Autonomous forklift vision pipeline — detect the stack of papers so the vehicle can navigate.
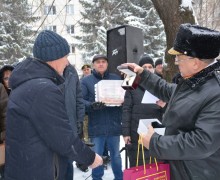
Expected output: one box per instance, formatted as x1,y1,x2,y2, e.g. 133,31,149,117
137,119,165,135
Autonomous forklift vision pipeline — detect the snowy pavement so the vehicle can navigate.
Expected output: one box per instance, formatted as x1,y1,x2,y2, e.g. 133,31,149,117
74,136,127,180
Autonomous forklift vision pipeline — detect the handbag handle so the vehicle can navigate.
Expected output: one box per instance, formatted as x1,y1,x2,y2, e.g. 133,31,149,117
136,136,159,174
149,156,158,171
136,136,146,174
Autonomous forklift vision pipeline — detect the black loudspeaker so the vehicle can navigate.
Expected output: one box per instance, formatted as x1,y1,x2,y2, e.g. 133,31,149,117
107,25,144,76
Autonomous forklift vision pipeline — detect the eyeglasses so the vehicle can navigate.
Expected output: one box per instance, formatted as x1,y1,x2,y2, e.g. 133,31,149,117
175,56,194,64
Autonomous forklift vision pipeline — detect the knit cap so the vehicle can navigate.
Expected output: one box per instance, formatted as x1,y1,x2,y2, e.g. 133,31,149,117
155,58,163,67
139,54,154,67
33,30,70,62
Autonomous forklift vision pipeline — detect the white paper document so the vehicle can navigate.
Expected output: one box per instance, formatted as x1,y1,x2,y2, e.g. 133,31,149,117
137,119,165,136
141,90,159,104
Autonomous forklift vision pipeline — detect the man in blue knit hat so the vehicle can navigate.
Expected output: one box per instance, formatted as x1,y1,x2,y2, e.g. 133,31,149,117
5,30,103,180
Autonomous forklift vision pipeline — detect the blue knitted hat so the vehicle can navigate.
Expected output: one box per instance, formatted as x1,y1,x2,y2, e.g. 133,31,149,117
33,30,70,62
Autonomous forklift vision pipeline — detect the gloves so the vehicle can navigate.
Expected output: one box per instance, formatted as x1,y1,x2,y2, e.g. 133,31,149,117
91,102,106,110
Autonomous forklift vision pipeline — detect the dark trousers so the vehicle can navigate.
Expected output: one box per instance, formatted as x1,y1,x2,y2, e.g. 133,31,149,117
0,165,4,180
65,161,73,180
127,143,150,168
103,143,109,157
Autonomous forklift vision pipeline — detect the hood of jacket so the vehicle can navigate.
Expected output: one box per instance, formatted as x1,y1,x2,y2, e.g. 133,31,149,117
9,57,65,90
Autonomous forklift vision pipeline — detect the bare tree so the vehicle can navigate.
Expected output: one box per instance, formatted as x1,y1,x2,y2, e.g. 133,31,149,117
193,0,220,31
151,0,195,81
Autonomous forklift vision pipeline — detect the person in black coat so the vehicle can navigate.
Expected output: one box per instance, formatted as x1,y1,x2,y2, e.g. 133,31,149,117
124,23,220,180
63,64,87,179
0,83,8,179
5,30,103,180
122,54,163,167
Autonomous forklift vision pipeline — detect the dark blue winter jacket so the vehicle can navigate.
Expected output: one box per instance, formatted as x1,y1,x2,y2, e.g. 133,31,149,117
80,70,122,137
5,58,95,180
64,65,84,135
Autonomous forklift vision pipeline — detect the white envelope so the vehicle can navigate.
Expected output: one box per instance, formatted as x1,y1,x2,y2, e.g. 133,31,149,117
141,90,159,104
137,119,165,136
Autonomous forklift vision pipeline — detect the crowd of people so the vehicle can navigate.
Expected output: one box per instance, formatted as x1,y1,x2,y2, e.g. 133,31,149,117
0,22,220,180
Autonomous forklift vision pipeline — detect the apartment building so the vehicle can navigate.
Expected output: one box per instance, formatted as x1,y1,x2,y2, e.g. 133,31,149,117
28,0,84,73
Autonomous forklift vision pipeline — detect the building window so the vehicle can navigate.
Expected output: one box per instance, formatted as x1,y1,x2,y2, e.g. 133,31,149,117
66,5,74,15
67,25,74,34
44,5,56,15
45,25,57,32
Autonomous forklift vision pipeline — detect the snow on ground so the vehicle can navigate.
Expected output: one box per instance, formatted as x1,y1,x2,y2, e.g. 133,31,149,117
74,136,127,180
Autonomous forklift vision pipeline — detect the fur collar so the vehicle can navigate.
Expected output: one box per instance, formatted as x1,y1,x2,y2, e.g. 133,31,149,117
182,60,220,89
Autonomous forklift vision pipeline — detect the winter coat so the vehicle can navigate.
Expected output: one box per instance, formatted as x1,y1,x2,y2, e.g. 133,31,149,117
5,58,95,180
80,69,122,137
139,61,220,180
122,87,163,167
0,83,8,143
63,65,85,135
122,87,163,143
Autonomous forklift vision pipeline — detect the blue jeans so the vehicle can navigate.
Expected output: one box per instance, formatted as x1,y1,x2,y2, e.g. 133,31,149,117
91,136,122,180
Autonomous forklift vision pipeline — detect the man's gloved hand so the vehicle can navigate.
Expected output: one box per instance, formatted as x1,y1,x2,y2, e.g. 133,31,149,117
91,102,106,110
